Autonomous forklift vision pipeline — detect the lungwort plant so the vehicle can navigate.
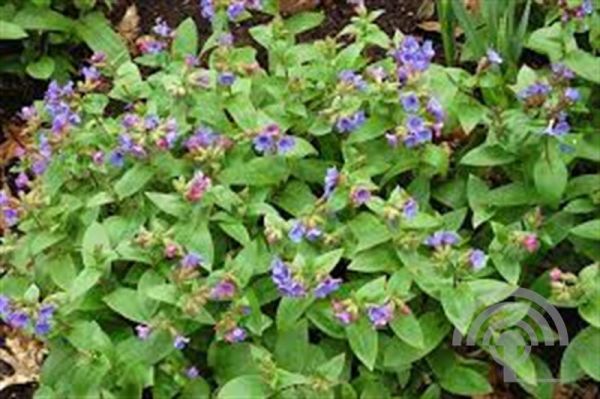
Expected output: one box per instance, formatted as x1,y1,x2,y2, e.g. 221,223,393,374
0,2,599,398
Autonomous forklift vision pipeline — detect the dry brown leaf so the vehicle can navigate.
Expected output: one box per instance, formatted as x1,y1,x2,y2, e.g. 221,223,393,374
416,0,435,20
0,327,46,391
118,4,141,46
279,0,320,15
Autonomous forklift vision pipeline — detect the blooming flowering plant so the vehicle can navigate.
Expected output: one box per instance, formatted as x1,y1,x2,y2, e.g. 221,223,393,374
0,2,599,398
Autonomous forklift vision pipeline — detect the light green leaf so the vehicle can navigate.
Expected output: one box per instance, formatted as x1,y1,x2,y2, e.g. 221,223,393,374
441,284,476,335
115,164,155,199
534,144,567,206
390,313,424,349
26,56,55,80
346,317,378,371
172,18,198,58
0,20,28,39
571,220,600,241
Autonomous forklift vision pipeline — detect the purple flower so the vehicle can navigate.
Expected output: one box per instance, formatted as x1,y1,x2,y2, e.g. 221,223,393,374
92,151,105,165
81,66,101,83
339,70,367,91
34,320,51,335
401,92,420,113
406,115,424,132
551,64,575,80
582,0,593,15
305,227,322,241
20,106,37,121
386,133,399,148
425,231,460,248
545,113,570,136
139,38,166,55
15,172,30,190
227,2,246,20
186,366,200,379
219,33,234,47
109,151,125,168
519,82,551,100
7,311,29,329
210,279,237,300
144,115,160,130
288,220,306,243
403,198,418,219
351,187,371,206
152,18,172,38
323,167,340,198
200,0,215,20
0,295,11,316
181,252,203,269
271,257,306,297
336,111,365,133
3,208,19,227
39,304,55,319
367,303,394,328
426,97,445,122
218,72,236,86
564,87,580,102
245,0,262,9
277,136,296,154
486,48,503,65
136,324,152,340
332,300,357,325
469,249,487,271
393,36,435,73
90,52,106,65
122,114,140,130
253,133,275,153
403,128,432,148
173,335,190,349
185,55,200,67
314,277,342,298
224,327,247,343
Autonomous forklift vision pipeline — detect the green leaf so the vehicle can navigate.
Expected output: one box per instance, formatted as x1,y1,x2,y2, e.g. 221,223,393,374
390,313,424,349
0,21,28,39
283,12,325,34
441,284,476,335
461,144,516,166
172,18,198,58
564,49,600,84
47,254,76,291
69,269,102,299
439,366,492,395
348,246,399,273
533,144,567,206
26,56,55,80
346,317,378,371
220,157,289,186
146,192,187,218
276,297,314,330
14,7,73,31
491,252,521,285
75,12,130,68
217,375,270,399
317,354,345,381
347,115,394,144
349,213,392,252
181,378,211,399
82,221,111,269
526,24,564,60
570,327,600,381
571,220,600,241
103,288,155,323
115,164,155,199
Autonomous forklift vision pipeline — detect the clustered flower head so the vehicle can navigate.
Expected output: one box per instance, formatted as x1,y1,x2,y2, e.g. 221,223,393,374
185,171,212,202
558,0,594,22
0,296,56,336
313,276,342,298
323,167,340,199
468,249,487,271
393,36,435,85
338,70,367,91
201,0,262,22
44,80,80,140
288,219,322,243
424,230,460,249
0,190,20,227
186,126,233,159
332,299,359,325
387,94,444,148
367,302,395,328
519,64,580,138
137,18,173,55
335,110,366,133
270,257,306,297
253,124,296,155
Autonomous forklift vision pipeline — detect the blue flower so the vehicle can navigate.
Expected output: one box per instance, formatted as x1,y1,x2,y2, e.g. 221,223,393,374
564,87,580,102
7,311,29,329
173,335,190,349
218,72,236,86
403,198,418,219
288,220,306,243
406,115,424,132
367,302,394,328
401,92,420,113
486,48,503,65
313,277,342,298
276,136,296,154
469,249,487,271
336,111,365,133
425,231,460,248
181,252,203,269
227,2,245,20
200,0,215,20
224,327,247,343
323,167,340,198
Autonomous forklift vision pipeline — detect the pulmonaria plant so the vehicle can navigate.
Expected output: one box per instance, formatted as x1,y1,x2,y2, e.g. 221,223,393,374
0,4,598,399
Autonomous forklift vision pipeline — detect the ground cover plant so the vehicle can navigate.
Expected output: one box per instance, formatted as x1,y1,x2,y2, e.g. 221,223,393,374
0,0,599,397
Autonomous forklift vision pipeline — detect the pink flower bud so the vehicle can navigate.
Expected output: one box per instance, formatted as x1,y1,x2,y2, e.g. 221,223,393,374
549,268,563,282
521,234,539,253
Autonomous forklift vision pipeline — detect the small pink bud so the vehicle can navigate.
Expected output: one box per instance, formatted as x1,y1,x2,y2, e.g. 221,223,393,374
522,234,539,253
550,268,563,282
